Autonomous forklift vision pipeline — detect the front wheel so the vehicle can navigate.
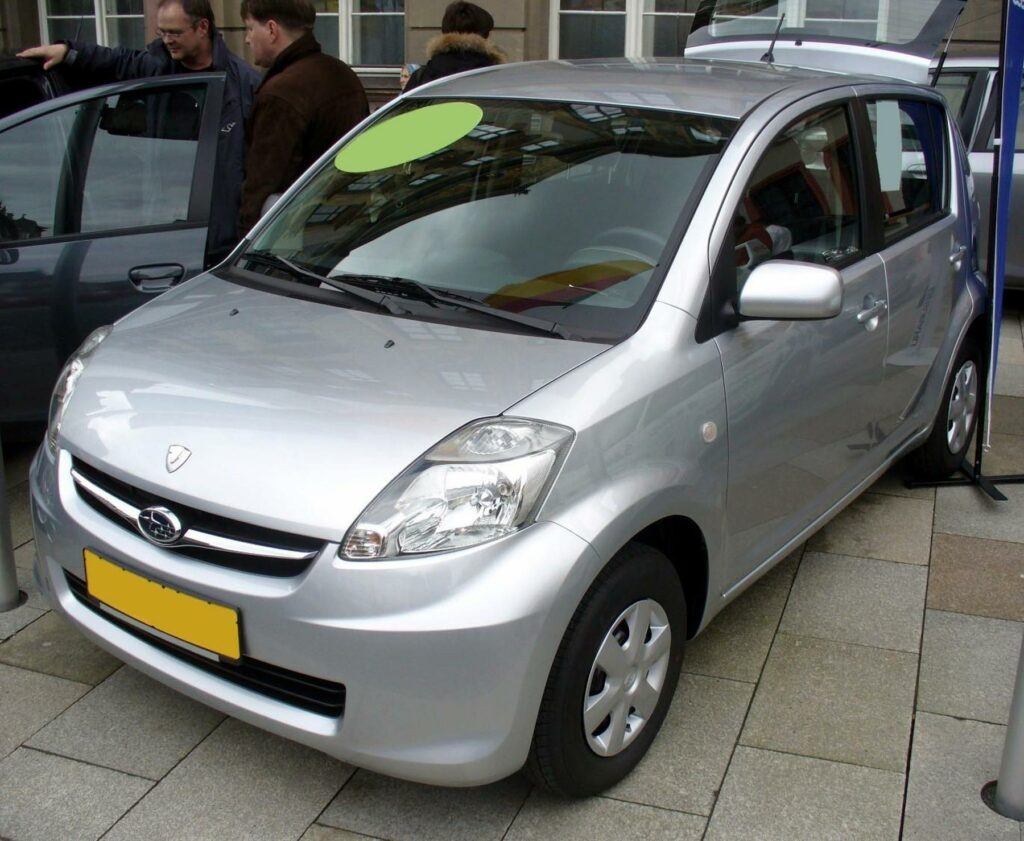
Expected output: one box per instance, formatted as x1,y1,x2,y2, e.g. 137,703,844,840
906,338,983,480
525,543,686,797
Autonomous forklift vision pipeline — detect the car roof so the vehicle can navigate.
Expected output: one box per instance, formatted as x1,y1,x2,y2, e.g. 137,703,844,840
407,57,913,120
0,55,45,76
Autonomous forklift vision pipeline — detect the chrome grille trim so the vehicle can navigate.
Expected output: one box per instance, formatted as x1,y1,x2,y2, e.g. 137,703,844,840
70,467,319,562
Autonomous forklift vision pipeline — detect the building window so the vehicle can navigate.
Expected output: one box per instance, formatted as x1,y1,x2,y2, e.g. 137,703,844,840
551,0,699,60
313,0,405,68
40,0,145,47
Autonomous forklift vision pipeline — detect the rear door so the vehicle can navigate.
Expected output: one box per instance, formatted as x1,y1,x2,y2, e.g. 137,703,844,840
0,74,224,423
860,93,960,437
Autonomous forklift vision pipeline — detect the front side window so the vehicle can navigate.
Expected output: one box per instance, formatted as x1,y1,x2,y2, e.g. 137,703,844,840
733,104,861,287
866,98,947,241
0,84,203,243
0,105,77,242
243,99,735,341
80,86,204,232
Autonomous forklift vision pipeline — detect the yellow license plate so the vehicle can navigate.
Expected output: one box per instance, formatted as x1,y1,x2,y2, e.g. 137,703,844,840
84,549,240,660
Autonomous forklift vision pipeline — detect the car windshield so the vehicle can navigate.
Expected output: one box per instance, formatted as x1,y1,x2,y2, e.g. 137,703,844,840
240,98,735,342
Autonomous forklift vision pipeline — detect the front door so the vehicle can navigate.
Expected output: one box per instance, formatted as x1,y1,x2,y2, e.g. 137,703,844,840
713,100,889,588
0,74,224,423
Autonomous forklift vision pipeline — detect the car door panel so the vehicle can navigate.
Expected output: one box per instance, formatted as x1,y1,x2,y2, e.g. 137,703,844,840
0,74,224,424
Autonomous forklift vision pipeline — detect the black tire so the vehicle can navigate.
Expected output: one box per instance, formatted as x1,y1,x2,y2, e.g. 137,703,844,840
525,542,686,797
906,337,984,480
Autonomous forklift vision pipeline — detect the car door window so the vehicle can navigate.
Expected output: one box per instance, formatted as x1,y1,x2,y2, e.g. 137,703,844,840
933,71,975,125
0,104,81,242
866,98,947,242
734,103,861,288
80,86,205,233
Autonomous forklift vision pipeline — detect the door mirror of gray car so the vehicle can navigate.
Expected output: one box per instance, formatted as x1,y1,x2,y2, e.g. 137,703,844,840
737,261,844,321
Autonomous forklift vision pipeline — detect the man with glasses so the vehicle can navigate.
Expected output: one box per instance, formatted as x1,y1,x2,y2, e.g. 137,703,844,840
18,0,260,264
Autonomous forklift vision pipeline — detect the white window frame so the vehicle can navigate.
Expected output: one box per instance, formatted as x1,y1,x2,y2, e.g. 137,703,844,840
548,0,696,60
38,0,145,48
315,0,405,71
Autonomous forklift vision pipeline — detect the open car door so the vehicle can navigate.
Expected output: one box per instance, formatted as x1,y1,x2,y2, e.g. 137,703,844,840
685,0,967,83
0,73,224,424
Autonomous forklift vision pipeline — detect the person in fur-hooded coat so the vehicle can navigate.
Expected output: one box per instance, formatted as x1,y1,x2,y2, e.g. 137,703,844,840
405,1,506,91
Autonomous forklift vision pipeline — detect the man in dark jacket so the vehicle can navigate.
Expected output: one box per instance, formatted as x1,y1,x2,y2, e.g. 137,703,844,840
238,0,369,231
18,0,260,264
404,2,505,92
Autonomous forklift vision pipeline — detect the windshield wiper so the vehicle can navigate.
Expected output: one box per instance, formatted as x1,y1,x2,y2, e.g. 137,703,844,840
334,272,578,340
242,251,406,314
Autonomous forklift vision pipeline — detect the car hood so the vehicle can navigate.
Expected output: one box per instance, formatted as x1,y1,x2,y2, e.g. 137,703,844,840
61,274,607,540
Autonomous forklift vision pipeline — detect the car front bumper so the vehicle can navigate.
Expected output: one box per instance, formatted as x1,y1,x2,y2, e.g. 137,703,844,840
30,446,601,786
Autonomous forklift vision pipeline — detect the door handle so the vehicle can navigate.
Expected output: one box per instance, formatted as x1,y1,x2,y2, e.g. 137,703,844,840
949,244,968,267
129,264,185,293
856,296,887,329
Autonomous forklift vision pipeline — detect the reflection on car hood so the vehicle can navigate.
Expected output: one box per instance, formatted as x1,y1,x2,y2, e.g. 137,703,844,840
60,274,607,540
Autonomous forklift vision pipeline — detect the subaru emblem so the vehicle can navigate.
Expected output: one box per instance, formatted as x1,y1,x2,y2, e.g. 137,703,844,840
166,445,191,473
137,506,183,545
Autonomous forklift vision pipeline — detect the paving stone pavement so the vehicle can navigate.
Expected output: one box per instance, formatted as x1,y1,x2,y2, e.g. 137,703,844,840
1,302,1023,840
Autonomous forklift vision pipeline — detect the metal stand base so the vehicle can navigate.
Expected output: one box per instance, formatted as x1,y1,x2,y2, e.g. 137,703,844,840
905,462,1024,502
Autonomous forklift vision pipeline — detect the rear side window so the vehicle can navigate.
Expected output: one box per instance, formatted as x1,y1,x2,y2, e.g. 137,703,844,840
866,98,948,242
733,103,861,288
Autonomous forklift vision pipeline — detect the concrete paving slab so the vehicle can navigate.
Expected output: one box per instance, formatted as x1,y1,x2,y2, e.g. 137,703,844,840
781,552,927,652
918,610,1022,725
992,395,1024,438
704,746,904,841
7,479,33,549
0,610,121,685
684,577,790,684
996,363,1024,398
320,770,529,841
935,484,1024,545
0,747,152,841
104,718,353,841
0,600,44,642
740,633,917,771
807,492,933,566
506,790,706,841
928,533,1024,621
300,826,384,841
986,433,1024,475
607,673,753,815
28,666,224,780
0,663,89,760
903,712,1021,841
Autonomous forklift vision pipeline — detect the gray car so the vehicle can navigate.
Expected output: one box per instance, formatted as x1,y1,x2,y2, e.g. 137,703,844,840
29,1,986,796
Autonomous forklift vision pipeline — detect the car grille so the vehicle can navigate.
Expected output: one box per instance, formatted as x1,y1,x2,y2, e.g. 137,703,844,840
70,457,324,577
65,571,346,718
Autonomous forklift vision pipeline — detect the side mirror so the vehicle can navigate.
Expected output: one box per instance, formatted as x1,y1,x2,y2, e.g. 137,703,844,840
738,260,843,321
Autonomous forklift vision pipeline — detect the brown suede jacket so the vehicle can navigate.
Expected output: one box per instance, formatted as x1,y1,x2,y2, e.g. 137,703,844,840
240,33,369,230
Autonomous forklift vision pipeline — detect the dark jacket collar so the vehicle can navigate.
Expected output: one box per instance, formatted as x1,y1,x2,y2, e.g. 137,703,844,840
262,32,322,85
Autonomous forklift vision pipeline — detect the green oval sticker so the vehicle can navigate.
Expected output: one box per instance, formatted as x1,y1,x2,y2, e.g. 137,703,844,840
335,102,484,173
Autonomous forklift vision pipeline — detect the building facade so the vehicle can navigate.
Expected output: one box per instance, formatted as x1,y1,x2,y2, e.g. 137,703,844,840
0,0,1006,104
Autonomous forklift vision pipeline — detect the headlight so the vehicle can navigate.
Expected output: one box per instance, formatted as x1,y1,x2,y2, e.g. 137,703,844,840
47,326,111,454
341,418,574,560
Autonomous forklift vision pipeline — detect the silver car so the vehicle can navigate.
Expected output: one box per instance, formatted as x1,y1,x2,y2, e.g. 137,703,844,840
30,2,985,796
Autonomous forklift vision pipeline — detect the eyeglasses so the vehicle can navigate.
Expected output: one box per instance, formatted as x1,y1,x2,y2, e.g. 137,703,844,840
156,21,198,39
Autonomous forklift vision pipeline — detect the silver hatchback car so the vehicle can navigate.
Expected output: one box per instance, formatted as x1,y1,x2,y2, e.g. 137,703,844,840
30,4,986,797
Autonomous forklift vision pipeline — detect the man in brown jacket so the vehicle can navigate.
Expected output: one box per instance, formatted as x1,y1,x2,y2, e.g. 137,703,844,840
238,0,368,231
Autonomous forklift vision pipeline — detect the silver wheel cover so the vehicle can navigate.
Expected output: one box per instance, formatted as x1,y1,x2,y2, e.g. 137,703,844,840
946,360,978,455
583,598,672,757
